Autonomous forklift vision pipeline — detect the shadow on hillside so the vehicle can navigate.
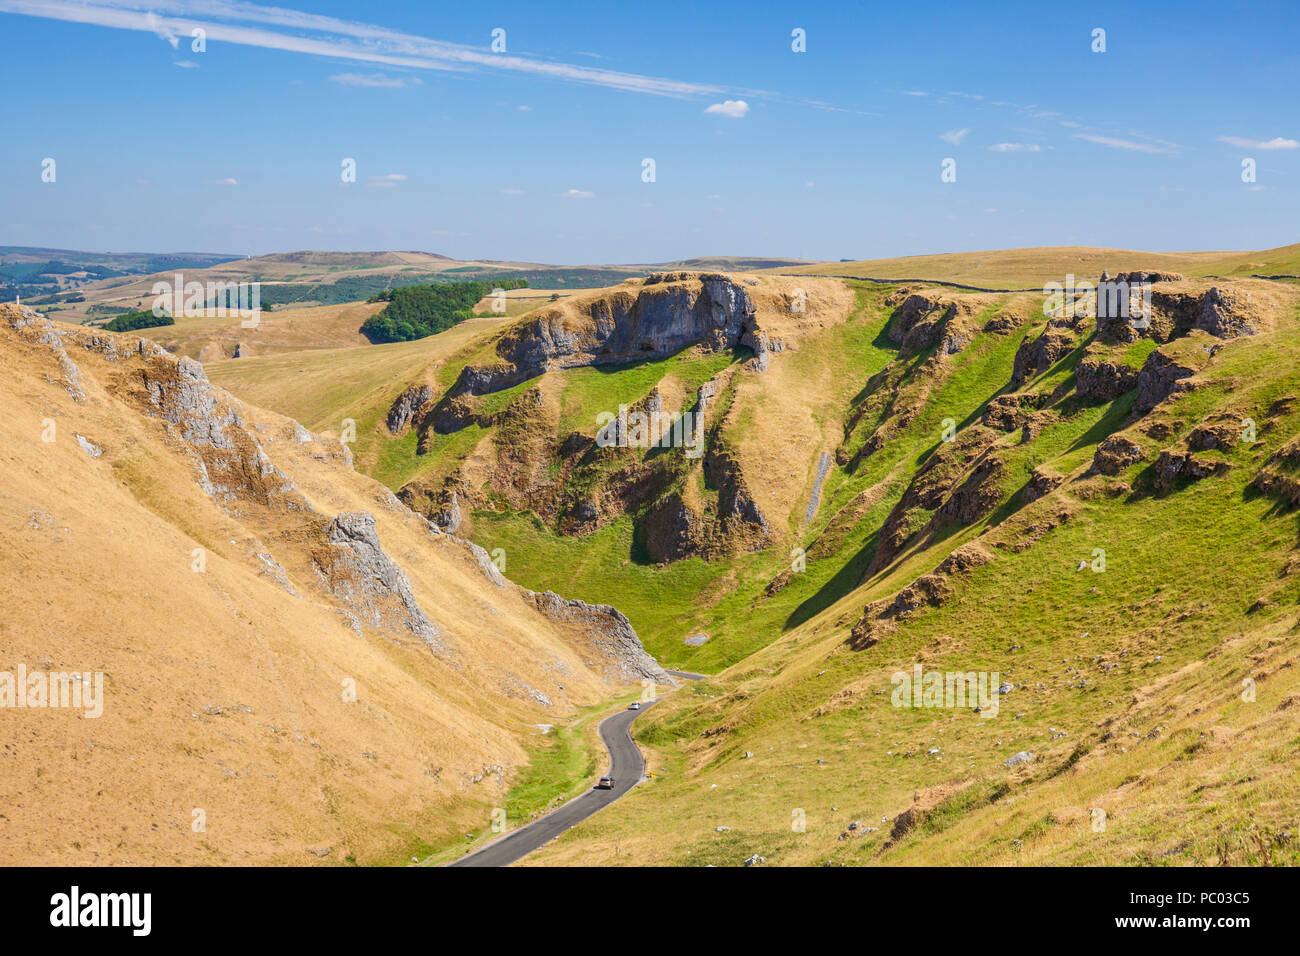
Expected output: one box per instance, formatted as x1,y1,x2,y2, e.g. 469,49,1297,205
784,529,881,630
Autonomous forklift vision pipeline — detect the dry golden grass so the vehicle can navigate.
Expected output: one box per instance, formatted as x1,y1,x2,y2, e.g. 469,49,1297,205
782,243,1300,289
0,303,646,865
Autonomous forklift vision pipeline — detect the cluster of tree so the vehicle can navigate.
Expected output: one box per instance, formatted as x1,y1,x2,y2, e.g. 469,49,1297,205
103,309,174,332
27,291,86,305
361,279,528,343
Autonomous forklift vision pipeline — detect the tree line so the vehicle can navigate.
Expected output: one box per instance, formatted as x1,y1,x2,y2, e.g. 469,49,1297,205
361,279,528,343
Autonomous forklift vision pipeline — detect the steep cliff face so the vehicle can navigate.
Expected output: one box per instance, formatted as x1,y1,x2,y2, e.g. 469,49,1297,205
446,273,764,400
397,273,852,566
0,303,669,865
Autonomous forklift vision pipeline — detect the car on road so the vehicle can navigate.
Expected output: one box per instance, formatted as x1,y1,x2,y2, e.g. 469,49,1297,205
628,702,640,710
596,776,614,789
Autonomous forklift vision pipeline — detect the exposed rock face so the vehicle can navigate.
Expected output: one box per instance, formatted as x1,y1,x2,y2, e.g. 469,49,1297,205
1022,466,1064,504
643,494,700,563
529,591,673,684
982,393,1042,431
1250,438,1300,506
886,291,980,357
934,454,1005,526
3,306,85,401
640,440,770,564
1198,286,1262,338
1116,270,1184,284
1154,449,1229,490
315,512,442,648
1188,417,1242,452
1075,352,1141,402
1091,435,1146,476
447,273,762,400
1135,345,1211,413
983,311,1026,335
1011,329,1076,387
432,492,462,534
387,383,433,434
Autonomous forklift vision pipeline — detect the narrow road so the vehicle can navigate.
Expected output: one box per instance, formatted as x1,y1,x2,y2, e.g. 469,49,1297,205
449,701,656,867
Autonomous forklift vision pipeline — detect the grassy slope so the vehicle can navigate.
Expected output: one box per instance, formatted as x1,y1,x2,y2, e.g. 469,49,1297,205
0,304,657,866
466,285,1035,669
523,293,1300,867
780,243,1300,289
194,254,1300,867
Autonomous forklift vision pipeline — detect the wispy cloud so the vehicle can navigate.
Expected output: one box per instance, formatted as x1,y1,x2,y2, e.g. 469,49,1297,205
367,173,407,187
1217,135,1298,150
499,188,525,196
330,72,420,88
173,59,198,68
0,0,729,98
562,188,595,199
214,177,238,186
988,142,1040,152
705,99,749,118
1073,133,1177,154
940,128,970,145
143,9,177,47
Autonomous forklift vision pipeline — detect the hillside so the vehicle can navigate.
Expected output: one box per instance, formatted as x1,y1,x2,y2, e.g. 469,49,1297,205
779,243,1300,291
193,245,1300,867
510,268,1300,866
45,249,666,327
0,302,669,865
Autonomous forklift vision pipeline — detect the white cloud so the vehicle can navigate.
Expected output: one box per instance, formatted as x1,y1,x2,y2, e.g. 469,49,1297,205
705,99,749,118
940,128,970,145
517,104,531,111
367,173,407,187
562,188,595,199
499,188,525,196
1073,133,1176,154
1,0,730,99
214,177,238,186
988,142,1041,152
173,59,198,68
330,72,420,88
1217,135,1298,150
143,10,177,48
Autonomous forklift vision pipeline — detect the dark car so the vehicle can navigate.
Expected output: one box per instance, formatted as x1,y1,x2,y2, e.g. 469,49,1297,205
596,776,614,790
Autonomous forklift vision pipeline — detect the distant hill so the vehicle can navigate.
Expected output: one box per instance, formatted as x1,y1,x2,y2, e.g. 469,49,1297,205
0,246,243,304
37,249,665,325
776,243,1300,290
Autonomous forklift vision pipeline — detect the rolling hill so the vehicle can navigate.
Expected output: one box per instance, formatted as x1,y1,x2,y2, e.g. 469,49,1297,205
188,242,1300,866
0,301,669,865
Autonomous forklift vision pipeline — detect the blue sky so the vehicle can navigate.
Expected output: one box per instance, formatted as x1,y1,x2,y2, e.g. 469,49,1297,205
1,0,1297,263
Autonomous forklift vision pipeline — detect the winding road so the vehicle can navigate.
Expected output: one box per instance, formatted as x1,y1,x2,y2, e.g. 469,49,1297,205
450,672,704,867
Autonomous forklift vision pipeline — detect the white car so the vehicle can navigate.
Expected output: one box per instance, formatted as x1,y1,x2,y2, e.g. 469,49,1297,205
628,702,641,710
